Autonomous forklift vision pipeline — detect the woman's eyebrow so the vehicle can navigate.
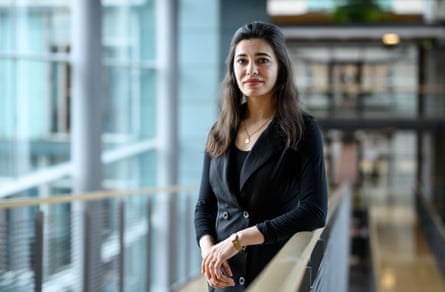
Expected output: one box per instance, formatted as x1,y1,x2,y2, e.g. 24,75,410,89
235,52,272,58
255,52,272,57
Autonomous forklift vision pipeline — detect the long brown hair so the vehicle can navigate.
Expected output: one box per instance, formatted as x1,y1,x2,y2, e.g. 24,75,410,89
206,21,304,157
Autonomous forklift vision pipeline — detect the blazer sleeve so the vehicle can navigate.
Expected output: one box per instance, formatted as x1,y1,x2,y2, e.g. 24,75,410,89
194,151,218,245
256,117,328,244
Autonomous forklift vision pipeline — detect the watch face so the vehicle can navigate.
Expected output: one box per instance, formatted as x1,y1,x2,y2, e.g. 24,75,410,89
231,233,243,251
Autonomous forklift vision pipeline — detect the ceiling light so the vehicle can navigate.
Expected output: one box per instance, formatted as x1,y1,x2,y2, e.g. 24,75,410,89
382,33,400,46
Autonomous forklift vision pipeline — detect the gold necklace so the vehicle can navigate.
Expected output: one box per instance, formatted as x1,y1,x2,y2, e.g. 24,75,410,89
243,119,271,144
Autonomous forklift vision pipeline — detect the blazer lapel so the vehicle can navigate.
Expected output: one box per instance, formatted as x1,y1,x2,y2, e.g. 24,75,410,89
210,149,234,198
239,119,285,191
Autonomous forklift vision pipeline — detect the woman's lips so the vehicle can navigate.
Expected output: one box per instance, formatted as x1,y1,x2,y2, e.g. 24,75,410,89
243,78,262,86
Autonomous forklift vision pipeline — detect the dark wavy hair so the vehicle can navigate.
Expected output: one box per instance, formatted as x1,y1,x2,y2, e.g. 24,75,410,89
206,21,304,157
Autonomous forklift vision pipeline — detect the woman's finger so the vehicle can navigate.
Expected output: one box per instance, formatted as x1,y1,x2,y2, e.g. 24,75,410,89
208,276,235,289
221,261,233,277
201,254,214,273
208,262,235,287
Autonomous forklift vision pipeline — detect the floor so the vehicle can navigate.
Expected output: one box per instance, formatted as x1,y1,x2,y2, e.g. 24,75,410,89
345,131,445,292
368,193,445,292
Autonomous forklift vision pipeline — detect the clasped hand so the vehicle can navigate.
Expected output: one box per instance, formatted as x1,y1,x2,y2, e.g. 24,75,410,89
201,237,239,289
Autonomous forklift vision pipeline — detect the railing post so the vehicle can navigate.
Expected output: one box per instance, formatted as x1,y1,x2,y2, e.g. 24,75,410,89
34,211,43,292
119,200,125,292
81,202,102,292
83,209,90,292
146,199,152,292
184,194,192,281
169,194,178,287
310,239,325,287
298,266,312,292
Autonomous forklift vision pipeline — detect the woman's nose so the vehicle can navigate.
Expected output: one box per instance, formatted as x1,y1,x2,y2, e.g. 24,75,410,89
247,63,258,76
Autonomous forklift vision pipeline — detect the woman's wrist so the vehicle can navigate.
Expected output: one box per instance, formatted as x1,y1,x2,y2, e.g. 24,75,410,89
199,235,214,250
233,227,264,249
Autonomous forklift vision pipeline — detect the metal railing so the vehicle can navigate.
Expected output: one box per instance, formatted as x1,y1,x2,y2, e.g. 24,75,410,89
0,185,201,292
416,192,445,279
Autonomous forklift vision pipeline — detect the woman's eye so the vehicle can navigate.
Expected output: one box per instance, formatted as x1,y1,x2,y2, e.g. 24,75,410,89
236,59,246,65
259,58,269,63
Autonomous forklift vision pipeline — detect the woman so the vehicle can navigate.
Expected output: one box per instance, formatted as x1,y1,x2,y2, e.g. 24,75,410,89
194,21,328,291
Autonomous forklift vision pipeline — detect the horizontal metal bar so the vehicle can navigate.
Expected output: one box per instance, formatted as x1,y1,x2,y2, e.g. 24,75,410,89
0,184,199,209
102,139,157,164
0,162,73,198
0,139,157,198
103,58,157,69
317,117,445,130
0,52,71,63
0,52,157,69
282,24,445,41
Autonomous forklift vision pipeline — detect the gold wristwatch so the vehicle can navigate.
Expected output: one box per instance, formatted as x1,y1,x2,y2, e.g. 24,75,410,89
231,233,246,252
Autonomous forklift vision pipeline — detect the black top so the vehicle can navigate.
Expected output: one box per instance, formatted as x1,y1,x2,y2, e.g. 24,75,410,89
232,146,249,204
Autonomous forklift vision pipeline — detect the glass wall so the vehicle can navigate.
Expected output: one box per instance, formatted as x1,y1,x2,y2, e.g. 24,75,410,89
0,0,157,191
101,0,157,190
0,1,159,290
102,0,157,148
0,0,221,289
0,2,71,179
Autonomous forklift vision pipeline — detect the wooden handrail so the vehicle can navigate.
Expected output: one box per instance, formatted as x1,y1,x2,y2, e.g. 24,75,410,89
247,183,348,292
0,184,199,209
247,229,322,292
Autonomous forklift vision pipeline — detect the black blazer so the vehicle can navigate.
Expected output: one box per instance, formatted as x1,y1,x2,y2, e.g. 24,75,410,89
194,114,328,291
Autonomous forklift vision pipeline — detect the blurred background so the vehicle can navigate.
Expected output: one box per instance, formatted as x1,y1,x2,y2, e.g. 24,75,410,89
0,0,444,291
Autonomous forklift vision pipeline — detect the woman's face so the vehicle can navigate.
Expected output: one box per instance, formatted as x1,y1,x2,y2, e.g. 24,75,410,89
233,38,278,100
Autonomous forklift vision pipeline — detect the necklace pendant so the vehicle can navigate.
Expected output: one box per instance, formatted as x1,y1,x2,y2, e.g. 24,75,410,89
244,138,250,144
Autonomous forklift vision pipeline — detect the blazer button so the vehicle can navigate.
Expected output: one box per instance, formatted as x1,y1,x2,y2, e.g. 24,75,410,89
239,276,246,286
222,211,229,219
243,211,249,219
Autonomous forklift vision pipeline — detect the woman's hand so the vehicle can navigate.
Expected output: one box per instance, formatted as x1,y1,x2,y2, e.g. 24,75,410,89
200,236,238,289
